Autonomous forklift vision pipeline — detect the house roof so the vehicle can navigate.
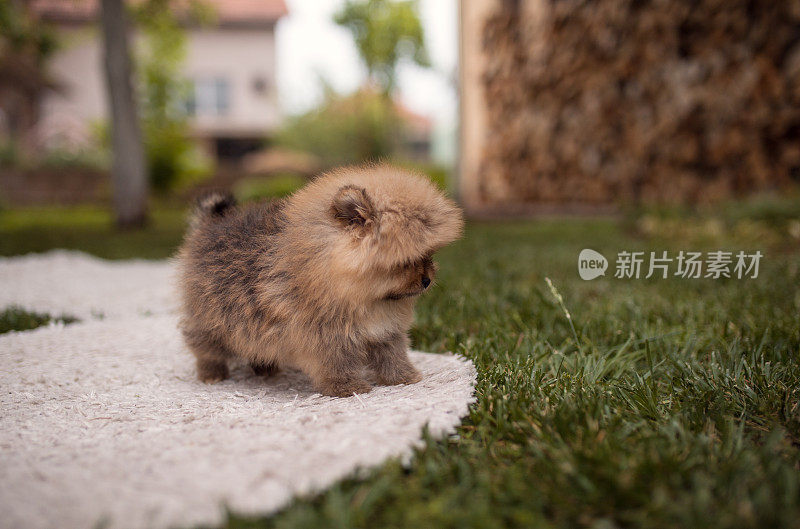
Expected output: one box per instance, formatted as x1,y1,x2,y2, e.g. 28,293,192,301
395,101,432,135
31,0,288,27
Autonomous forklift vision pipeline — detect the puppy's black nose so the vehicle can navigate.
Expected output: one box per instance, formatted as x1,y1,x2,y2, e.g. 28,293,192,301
421,276,431,289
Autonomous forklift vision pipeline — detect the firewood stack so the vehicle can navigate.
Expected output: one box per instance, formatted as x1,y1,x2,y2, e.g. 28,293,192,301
479,0,800,205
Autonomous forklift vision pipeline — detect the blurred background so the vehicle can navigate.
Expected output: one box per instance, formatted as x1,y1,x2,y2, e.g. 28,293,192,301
0,0,798,246
0,0,456,225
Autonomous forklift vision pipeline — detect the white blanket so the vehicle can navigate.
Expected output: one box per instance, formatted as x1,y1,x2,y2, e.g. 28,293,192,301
0,252,476,529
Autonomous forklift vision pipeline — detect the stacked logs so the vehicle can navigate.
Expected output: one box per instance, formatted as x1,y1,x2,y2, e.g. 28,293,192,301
479,0,800,205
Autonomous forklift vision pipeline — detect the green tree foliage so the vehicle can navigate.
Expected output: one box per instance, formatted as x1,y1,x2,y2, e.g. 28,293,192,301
334,0,429,95
0,1,59,156
132,0,213,193
274,86,402,167
0,1,58,74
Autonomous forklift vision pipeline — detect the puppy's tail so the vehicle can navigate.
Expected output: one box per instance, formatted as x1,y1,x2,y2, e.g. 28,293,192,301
192,191,236,224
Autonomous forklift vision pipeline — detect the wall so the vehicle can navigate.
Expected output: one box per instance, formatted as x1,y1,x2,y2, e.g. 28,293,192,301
183,28,279,137
39,25,280,147
40,26,105,147
457,0,494,211
459,0,800,212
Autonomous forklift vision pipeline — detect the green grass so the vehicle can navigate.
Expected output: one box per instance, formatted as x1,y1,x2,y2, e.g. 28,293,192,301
1,200,799,528
0,205,187,259
234,173,307,202
0,306,77,334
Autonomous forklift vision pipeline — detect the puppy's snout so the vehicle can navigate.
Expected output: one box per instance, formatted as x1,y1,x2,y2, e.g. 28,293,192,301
419,256,436,290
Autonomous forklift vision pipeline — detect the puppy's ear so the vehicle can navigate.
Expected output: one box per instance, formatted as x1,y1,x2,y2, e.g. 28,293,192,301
331,185,375,227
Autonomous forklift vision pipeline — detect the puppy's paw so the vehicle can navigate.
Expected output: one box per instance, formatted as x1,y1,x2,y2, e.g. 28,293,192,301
378,365,422,386
250,361,278,377
197,362,229,383
318,377,372,398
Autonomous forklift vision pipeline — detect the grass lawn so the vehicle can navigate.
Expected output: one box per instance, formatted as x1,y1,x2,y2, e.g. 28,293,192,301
1,200,799,528
0,306,77,334
0,204,187,259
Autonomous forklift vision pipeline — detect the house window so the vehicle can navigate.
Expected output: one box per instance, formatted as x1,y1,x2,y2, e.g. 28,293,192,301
252,76,269,95
186,77,230,117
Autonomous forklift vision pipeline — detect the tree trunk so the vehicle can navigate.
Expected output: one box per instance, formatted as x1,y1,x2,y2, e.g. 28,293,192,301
99,0,148,228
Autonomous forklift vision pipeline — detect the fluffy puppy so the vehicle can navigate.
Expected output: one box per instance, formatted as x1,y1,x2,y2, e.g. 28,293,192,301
177,165,463,397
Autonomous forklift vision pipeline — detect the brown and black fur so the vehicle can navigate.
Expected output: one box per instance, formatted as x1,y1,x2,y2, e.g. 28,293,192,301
177,165,463,397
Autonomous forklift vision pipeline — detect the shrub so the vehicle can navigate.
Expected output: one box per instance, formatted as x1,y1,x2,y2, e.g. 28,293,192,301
135,0,213,193
0,140,19,168
144,120,210,193
40,146,109,171
274,88,402,167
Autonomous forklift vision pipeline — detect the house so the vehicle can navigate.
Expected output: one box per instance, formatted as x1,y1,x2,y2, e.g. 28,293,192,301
31,0,287,161
395,100,432,162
